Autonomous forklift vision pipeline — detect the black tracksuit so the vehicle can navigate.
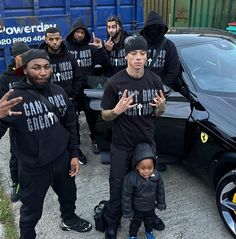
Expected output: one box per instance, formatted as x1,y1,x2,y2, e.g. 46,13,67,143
140,11,180,91
122,143,166,236
0,63,25,183
39,42,83,144
65,18,111,141
104,30,129,77
0,80,79,239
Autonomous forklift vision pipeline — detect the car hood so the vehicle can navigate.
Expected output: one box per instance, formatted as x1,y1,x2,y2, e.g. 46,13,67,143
194,92,236,145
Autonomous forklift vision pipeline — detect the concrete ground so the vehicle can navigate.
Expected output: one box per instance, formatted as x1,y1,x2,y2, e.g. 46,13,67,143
0,113,234,239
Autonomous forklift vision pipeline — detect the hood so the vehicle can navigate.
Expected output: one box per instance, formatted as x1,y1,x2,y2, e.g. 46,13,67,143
66,18,91,43
140,11,168,42
39,41,67,57
194,92,236,146
132,143,156,168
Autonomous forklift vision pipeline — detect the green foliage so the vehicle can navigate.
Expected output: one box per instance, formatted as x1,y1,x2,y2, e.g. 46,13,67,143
0,185,18,239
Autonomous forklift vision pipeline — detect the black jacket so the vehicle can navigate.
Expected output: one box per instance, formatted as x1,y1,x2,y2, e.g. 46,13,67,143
65,18,110,77
0,80,79,168
140,11,180,90
39,42,83,99
104,30,129,77
0,62,25,97
122,143,166,217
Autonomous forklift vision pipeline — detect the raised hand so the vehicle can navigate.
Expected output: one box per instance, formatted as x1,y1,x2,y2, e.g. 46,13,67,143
104,37,114,51
114,89,137,115
89,32,102,48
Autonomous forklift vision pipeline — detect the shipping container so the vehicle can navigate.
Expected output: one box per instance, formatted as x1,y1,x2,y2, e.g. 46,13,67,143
144,0,236,29
0,0,144,73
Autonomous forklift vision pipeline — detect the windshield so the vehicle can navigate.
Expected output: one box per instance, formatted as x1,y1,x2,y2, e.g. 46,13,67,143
180,39,236,93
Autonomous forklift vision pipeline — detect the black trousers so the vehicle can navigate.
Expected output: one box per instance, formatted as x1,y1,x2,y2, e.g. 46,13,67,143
9,128,18,183
105,144,133,226
129,210,155,237
19,152,76,239
77,97,98,142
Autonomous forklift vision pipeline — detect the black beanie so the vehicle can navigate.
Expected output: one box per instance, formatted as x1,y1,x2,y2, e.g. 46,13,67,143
22,49,50,66
124,34,147,54
12,41,30,57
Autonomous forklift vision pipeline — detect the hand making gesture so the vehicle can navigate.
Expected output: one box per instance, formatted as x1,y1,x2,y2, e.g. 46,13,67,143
149,90,166,116
89,32,103,48
114,89,137,115
104,37,114,51
0,90,23,118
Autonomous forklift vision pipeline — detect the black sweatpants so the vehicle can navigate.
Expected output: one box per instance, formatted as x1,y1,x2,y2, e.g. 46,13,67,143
129,210,155,237
105,144,133,226
19,152,76,239
9,128,18,183
77,96,98,141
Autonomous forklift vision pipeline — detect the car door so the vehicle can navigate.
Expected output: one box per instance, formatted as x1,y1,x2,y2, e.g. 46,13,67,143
155,76,191,164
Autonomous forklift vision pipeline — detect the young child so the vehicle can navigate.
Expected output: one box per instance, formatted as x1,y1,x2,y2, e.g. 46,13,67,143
122,143,166,239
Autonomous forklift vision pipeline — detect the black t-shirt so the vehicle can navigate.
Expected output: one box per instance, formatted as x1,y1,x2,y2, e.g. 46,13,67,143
101,69,164,150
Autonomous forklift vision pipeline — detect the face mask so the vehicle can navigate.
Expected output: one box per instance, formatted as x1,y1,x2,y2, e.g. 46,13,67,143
145,25,164,42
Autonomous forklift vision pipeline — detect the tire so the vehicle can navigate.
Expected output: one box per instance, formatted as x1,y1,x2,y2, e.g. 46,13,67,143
216,170,236,238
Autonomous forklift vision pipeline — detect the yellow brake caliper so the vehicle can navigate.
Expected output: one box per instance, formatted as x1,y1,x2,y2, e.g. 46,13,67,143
233,193,236,214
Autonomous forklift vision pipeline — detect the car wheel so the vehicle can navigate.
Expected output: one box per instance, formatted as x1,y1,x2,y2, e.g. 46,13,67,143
216,170,236,238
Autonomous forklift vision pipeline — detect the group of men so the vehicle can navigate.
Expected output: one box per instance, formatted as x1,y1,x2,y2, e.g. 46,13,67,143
0,10,180,239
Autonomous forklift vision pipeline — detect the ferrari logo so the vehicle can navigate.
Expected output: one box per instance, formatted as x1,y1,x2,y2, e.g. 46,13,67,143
201,132,208,143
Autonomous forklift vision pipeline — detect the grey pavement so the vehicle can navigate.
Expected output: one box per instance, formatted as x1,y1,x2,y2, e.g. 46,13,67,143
0,113,234,239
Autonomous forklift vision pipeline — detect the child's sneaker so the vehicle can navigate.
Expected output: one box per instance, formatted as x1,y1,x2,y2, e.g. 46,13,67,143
145,231,155,239
60,215,92,232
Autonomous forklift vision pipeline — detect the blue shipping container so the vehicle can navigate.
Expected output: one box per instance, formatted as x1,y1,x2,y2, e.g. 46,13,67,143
0,0,144,73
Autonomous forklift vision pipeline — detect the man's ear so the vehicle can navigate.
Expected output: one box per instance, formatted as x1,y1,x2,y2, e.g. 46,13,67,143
23,67,27,75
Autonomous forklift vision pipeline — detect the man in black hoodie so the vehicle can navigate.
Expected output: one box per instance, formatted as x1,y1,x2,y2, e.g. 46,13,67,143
66,18,111,155
0,41,30,202
0,49,92,239
104,16,129,76
140,11,180,91
40,26,87,164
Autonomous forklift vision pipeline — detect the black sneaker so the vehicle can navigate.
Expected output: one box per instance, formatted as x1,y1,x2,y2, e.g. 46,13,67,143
60,215,92,232
153,215,165,231
78,150,87,165
92,140,100,154
105,224,118,239
11,182,20,202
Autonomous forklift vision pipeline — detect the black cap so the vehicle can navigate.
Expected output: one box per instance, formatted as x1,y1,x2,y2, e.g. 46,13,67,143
124,34,148,55
12,41,30,57
21,49,50,66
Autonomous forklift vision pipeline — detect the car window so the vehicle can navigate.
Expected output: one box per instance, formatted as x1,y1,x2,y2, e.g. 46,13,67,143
180,39,236,93
86,76,108,89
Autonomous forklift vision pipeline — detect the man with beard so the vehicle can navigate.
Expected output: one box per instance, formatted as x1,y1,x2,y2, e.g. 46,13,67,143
140,10,180,228
40,26,87,164
66,17,110,155
0,49,92,239
104,16,129,76
0,41,30,202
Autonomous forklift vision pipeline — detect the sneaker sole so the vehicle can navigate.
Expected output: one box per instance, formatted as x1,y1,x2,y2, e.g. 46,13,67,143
60,221,92,232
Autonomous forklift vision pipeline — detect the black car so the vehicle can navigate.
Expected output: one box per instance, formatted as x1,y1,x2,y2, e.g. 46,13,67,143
84,31,236,238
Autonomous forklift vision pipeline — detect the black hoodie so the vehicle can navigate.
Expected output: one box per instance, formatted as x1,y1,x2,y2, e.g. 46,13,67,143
0,62,25,97
104,26,129,77
122,143,166,217
140,11,180,90
65,18,110,76
39,42,83,99
0,80,79,168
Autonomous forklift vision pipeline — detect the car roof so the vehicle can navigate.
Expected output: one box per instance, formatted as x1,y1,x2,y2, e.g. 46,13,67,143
166,28,236,47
